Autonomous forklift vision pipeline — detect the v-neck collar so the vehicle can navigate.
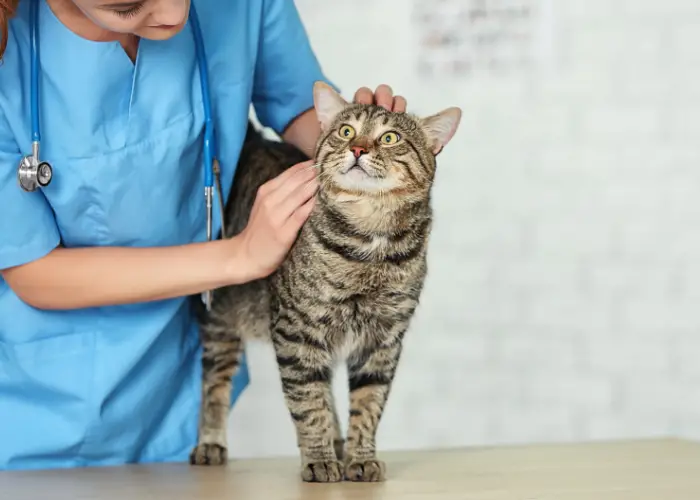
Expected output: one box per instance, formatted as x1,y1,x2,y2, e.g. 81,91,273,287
38,0,139,151
41,0,137,73
36,0,199,154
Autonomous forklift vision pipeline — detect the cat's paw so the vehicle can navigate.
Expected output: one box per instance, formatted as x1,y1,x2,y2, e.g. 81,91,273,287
344,459,386,482
189,443,228,466
301,460,344,483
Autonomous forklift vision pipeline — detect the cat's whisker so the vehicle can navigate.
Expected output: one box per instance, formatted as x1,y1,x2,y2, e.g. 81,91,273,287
301,162,322,174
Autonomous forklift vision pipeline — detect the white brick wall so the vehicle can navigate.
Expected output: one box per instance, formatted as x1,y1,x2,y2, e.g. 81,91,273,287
228,0,700,457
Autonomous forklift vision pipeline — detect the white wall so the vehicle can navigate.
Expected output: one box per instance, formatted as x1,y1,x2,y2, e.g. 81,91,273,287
229,0,700,458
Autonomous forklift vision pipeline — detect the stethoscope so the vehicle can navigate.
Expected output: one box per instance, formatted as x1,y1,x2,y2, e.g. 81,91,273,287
18,0,226,310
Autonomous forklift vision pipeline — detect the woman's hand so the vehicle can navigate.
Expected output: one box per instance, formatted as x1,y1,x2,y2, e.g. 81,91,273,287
353,84,407,112
231,160,318,281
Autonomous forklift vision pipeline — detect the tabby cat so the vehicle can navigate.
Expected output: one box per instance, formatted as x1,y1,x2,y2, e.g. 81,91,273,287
190,82,461,482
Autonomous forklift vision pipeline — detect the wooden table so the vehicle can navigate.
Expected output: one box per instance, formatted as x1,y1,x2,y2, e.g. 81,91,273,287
2,439,699,499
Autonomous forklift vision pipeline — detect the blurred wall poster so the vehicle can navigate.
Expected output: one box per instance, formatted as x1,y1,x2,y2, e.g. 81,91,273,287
413,0,554,78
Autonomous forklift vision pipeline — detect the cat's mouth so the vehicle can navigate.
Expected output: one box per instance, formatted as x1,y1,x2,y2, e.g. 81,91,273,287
341,160,380,178
332,159,399,193
346,162,368,175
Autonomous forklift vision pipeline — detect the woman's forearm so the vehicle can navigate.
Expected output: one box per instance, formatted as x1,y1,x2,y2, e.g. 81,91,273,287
282,108,322,158
0,238,249,310
1,143,320,312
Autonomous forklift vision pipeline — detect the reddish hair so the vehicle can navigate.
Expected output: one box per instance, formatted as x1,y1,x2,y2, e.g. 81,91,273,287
1,0,19,61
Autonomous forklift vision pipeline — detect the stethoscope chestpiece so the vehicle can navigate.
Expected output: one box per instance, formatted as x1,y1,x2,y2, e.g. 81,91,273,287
36,161,53,187
17,154,53,192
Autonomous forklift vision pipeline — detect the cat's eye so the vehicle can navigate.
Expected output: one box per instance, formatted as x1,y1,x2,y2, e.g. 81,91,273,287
338,124,356,140
379,131,401,145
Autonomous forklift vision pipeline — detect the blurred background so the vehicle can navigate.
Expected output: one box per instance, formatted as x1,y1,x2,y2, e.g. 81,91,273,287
231,0,700,458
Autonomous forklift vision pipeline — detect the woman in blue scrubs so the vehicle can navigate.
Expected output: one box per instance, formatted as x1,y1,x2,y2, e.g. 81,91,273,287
0,0,406,470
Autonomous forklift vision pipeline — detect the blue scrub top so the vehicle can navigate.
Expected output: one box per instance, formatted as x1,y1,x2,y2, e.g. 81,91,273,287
0,0,333,470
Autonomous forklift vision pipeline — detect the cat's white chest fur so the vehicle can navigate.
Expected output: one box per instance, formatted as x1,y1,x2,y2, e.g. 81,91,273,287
333,329,361,363
357,235,389,258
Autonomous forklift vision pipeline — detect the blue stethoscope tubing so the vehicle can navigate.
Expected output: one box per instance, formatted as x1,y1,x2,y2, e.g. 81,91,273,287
188,1,224,310
30,0,40,146
25,0,224,310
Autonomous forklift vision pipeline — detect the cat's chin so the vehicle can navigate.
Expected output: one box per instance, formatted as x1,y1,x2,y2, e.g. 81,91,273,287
342,165,374,182
332,169,398,194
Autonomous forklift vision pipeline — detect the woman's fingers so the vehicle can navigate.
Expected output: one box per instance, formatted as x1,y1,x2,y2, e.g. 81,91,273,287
353,86,374,105
277,168,316,207
262,161,316,213
276,176,318,226
289,196,316,233
263,160,315,195
353,84,407,112
393,95,407,112
284,195,316,239
373,84,394,110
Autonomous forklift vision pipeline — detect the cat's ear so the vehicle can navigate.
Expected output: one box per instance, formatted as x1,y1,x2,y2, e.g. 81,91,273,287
313,81,348,131
419,107,462,155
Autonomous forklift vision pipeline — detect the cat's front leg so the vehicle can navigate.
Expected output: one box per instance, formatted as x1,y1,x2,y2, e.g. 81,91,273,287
272,323,343,483
190,317,245,466
344,337,404,482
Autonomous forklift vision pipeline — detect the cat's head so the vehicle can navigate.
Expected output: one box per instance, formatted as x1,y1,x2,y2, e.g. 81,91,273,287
312,81,461,197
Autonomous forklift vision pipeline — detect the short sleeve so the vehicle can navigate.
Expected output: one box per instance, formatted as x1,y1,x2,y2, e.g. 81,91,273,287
252,0,339,134
0,110,60,270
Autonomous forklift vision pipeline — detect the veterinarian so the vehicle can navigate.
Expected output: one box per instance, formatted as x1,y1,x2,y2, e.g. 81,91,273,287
0,0,407,470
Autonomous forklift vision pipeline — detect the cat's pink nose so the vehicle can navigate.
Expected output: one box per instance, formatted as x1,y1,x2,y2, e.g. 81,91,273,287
351,146,367,158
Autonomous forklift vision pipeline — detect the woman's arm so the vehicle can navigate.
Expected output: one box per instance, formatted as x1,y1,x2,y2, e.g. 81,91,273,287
281,108,321,158
2,239,247,310
2,160,318,310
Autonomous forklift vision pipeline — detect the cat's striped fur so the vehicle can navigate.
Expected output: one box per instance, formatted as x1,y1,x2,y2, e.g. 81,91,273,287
190,82,461,482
